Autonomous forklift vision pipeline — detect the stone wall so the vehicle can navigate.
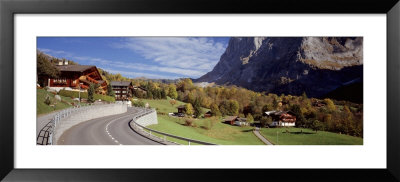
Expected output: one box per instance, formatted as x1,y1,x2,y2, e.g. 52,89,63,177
135,110,158,127
53,104,127,144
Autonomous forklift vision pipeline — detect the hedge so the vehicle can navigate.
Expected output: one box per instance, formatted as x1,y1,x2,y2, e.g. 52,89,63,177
59,90,115,102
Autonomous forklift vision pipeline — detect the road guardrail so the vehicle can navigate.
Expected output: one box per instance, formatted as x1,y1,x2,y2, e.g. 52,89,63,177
130,108,217,145
37,103,125,145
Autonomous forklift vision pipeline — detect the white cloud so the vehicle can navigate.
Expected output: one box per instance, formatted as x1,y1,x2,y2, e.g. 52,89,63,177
104,68,178,79
73,55,206,78
38,48,72,57
115,37,227,73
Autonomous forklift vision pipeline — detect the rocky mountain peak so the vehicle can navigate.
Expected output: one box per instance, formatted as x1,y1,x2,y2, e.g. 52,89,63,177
195,37,363,100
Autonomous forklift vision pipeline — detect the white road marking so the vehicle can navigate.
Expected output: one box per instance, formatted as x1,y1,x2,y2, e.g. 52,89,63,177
102,109,152,145
104,113,138,145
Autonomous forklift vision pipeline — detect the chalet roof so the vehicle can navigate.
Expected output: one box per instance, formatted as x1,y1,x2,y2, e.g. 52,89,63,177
224,116,238,122
264,111,278,115
237,118,247,122
265,110,295,116
205,111,212,114
56,65,96,72
110,81,132,86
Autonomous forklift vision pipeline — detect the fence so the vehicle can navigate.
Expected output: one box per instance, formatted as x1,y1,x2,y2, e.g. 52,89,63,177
37,103,126,145
130,108,216,145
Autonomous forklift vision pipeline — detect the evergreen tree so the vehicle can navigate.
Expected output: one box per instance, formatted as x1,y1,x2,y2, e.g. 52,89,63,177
272,97,279,110
160,89,167,99
107,84,115,97
193,98,203,118
88,84,95,103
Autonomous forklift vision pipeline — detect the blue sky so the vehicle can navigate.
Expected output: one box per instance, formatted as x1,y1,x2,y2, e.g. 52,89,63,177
37,37,230,79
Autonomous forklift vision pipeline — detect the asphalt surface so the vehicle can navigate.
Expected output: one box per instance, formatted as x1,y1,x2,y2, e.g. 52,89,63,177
253,128,273,145
58,107,161,145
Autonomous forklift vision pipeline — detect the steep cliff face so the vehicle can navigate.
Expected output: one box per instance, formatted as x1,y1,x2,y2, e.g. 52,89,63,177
195,37,363,99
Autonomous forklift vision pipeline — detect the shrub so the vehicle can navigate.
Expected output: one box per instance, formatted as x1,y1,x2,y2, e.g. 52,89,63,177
59,90,115,102
260,116,273,128
132,99,145,107
184,117,195,127
44,95,51,105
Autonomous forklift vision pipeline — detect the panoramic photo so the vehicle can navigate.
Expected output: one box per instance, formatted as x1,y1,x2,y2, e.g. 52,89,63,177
36,37,363,145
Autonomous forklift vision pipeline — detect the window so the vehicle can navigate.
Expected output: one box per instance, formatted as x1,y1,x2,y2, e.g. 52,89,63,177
54,78,67,84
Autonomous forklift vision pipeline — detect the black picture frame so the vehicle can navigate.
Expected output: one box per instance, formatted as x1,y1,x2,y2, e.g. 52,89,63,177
1,0,399,181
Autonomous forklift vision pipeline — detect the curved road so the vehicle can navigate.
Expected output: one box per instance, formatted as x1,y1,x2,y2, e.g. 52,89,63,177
58,107,161,145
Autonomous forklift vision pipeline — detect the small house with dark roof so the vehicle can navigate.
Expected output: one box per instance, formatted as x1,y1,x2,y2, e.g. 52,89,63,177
45,62,107,94
110,81,133,101
235,117,248,126
223,116,248,126
204,111,212,118
224,116,238,125
177,105,186,114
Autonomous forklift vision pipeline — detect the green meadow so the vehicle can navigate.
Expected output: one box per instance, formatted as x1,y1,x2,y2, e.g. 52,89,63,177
259,127,363,145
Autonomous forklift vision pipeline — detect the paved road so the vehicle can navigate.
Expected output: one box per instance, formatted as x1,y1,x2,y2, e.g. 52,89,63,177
58,107,161,145
253,128,273,145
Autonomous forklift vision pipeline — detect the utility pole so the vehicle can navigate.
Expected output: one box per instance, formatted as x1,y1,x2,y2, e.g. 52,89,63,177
78,83,83,105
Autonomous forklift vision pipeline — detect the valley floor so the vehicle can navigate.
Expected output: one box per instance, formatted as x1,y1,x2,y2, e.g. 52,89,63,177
142,98,363,145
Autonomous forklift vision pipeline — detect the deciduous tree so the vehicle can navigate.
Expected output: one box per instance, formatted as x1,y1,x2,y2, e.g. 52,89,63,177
184,103,194,116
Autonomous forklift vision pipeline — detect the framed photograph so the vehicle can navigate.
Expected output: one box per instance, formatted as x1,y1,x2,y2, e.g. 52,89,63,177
1,0,399,181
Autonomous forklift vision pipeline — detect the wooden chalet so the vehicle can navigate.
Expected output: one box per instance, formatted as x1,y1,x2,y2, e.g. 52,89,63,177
45,62,107,94
223,116,248,126
224,116,238,125
204,111,212,118
110,81,133,101
265,111,296,127
177,105,186,113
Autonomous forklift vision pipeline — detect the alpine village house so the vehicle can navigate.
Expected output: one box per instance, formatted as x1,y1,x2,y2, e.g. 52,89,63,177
42,60,107,94
264,111,297,127
110,81,134,101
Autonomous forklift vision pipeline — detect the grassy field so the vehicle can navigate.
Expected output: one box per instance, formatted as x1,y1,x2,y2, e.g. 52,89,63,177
37,88,87,116
140,98,186,114
141,98,263,145
148,115,264,145
141,97,210,114
259,127,363,145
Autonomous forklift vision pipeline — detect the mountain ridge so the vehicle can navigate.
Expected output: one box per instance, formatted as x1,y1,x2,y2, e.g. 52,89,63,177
195,37,363,100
